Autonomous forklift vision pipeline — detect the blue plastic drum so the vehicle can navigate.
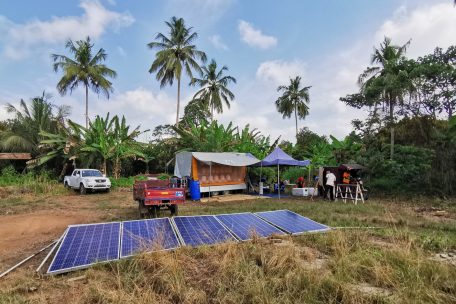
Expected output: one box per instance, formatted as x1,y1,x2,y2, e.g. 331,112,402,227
189,180,201,201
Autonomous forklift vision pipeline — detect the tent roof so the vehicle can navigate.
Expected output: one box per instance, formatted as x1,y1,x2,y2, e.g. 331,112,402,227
255,147,310,166
192,152,260,166
339,163,366,171
174,151,260,177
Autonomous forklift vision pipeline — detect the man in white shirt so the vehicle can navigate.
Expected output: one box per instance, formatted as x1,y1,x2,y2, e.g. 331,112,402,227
325,170,336,201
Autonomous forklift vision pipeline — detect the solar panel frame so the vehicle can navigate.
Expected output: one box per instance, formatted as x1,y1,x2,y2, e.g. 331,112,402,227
172,215,238,247
120,218,181,258
254,210,330,235
215,212,286,241
47,222,121,275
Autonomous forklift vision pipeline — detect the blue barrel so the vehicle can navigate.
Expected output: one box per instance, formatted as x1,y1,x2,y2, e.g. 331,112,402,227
189,180,201,201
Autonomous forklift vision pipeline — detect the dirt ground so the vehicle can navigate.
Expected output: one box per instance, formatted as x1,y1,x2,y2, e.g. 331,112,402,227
0,191,136,271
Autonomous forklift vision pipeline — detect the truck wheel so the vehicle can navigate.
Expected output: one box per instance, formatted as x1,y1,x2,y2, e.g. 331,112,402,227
138,200,147,219
149,206,159,218
64,182,70,190
79,184,87,195
105,188,110,193
170,204,178,216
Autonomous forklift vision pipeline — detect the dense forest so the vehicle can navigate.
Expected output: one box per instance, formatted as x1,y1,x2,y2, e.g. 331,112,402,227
0,18,455,196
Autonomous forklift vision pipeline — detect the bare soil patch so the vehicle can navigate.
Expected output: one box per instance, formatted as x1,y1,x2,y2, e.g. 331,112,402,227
0,210,96,269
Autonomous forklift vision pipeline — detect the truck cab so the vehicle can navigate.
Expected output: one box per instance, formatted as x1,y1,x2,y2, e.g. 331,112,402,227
64,169,111,194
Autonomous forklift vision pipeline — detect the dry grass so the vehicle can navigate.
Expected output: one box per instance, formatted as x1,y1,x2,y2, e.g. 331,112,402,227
1,192,456,303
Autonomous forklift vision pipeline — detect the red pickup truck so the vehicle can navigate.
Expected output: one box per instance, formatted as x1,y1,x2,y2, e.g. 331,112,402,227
133,179,185,218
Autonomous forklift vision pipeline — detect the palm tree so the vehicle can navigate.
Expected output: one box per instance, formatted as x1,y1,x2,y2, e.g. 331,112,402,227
148,17,207,125
0,92,70,154
275,76,311,139
358,37,410,160
190,59,236,121
52,36,117,128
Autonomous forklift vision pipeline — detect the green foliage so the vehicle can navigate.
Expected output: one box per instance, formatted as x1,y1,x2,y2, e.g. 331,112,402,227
0,93,70,155
281,167,308,184
173,120,278,159
148,16,207,124
52,36,116,127
367,145,434,193
275,76,311,137
0,166,65,195
109,175,147,188
190,59,236,120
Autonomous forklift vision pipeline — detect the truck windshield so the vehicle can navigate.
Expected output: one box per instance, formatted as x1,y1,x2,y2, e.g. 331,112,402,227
81,170,103,177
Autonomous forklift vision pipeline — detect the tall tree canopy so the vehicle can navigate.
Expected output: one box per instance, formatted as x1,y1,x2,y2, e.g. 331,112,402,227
148,17,207,125
356,37,411,159
190,59,236,121
275,76,311,139
0,93,70,155
52,36,117,128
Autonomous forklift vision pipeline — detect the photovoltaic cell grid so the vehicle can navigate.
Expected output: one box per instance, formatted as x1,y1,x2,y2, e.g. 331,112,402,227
121,218,180,258
255,210,329,235
47,222,120,274
172,216,237,246
216,213,285,241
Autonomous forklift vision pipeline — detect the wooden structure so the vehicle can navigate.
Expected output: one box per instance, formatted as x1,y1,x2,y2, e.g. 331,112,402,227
335,183,365,204
0,153,32,160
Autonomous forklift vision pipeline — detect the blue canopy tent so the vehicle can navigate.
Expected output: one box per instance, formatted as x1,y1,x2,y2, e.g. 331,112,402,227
254,147,310,198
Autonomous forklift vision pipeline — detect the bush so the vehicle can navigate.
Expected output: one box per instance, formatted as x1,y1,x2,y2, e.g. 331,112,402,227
0,165,65,195
282,167,309,184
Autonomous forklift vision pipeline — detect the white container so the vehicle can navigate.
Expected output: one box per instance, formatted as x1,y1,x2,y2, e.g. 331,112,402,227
292,188,309,196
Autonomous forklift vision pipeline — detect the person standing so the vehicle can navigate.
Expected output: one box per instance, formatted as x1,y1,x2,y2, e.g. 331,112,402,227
325,170,336,201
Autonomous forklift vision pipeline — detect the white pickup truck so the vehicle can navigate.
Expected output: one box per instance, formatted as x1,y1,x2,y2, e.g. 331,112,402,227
64,169,111,194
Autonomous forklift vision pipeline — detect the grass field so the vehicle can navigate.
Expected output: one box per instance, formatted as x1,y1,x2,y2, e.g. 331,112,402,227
0,188,455,303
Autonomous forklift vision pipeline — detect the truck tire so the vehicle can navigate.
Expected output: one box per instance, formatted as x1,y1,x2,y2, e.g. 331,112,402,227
170,204,178,216
80,184,87,195
149,206,159,218
138,200,147,219
64,181,70,190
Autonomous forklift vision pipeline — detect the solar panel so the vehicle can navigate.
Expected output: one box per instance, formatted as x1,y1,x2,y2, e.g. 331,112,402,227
121,218,180,258
47,222,121,275
216,212,285,241
255,210,329,235
172,215,237,246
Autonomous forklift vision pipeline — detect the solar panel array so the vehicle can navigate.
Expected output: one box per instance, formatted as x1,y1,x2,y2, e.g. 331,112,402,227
216,213,285,241
46,210,329,275
172,215,236,246
121,218,180,258
48,222,121,275
255,210,329,235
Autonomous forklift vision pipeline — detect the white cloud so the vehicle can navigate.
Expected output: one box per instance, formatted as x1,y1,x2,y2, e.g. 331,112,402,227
256,60,306,85
1,0,134,59
238,20,277,49
375,2,456,58
165,0,234,27
208,34,228,50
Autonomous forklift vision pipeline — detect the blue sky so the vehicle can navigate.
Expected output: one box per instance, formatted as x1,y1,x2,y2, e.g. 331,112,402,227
0,0,455,142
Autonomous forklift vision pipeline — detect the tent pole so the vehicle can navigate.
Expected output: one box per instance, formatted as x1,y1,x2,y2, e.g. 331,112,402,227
209,162,212,199
277,164,280,199
259,162,263,196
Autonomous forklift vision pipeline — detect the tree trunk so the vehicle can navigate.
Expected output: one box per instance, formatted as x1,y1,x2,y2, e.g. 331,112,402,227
389,98,395,160
103,159,107,177
58,162,69,182
85,84,89,128
176,76,181,126
145,161,149,174
294,103,298,140
211,103,214,122
114,157,120,179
